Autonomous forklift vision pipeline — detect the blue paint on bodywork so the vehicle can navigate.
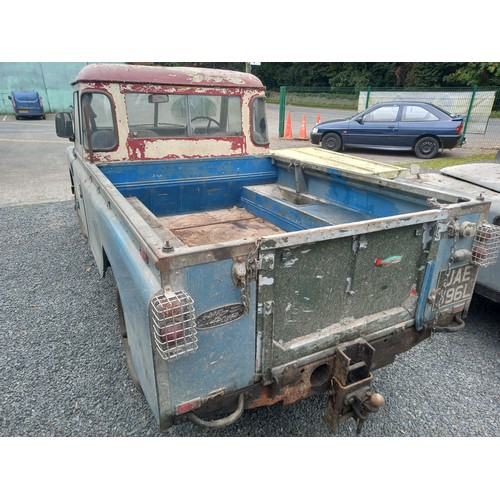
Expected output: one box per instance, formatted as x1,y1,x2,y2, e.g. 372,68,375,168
416,213,481,328
415,260,435,330
100,156,431,231
241,185,374,230
100,156,278,217
166,259,257,406
277,167,427,217
240,187,329,231
81,170,162,421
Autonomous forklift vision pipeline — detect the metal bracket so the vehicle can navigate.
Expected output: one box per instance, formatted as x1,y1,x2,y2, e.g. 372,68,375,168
232,257,250,314
294,163,308,194
256,252,275,271
325,339,384,435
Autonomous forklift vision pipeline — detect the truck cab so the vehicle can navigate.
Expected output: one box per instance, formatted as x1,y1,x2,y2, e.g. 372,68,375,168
56,64,269,163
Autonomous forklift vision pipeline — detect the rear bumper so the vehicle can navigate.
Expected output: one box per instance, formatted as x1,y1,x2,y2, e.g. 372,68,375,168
168,322,432,431
15,109,44,117
440,135,463,149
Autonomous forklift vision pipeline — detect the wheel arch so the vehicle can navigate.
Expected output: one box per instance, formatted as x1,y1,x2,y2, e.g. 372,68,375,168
412,133,443,150
321,130,344,151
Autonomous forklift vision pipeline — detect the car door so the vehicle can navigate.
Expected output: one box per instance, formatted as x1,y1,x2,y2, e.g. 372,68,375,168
346,104,400,148
399,104,441,148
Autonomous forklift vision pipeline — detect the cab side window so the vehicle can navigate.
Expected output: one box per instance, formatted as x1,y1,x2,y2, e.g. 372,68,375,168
251,97,269,145
363,105,399,122
402,105,439,122
81,92,117,151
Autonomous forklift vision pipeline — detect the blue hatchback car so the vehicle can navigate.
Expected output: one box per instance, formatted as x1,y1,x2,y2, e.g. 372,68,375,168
310,101,465,159
8,90,46,120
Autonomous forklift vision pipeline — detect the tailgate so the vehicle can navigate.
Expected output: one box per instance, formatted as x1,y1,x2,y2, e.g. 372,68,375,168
256,221,430,382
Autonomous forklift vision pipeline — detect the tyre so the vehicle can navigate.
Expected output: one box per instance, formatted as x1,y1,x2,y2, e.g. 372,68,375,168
415,136,439,159
321,132,342,152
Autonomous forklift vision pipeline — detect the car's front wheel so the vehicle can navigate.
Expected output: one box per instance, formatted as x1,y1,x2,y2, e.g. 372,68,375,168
415,136,440,159
321,132,343,152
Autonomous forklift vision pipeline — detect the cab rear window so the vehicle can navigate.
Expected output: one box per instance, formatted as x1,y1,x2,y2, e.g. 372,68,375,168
125,93,242,138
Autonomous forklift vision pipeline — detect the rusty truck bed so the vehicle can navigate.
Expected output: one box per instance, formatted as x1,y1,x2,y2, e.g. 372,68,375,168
159,207,281,246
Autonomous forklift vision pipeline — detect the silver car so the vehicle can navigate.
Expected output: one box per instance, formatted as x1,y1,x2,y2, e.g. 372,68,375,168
396,162,500,303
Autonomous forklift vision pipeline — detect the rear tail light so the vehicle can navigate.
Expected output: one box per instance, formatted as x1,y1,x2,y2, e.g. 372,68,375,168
471,224,500,267
455,123,464,134
150,288,197,361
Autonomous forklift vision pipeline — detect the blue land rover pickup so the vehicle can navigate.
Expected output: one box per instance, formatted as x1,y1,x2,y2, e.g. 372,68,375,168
54,64,498,434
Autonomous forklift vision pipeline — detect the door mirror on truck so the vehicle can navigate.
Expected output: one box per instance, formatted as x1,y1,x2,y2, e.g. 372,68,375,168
55,112,74,141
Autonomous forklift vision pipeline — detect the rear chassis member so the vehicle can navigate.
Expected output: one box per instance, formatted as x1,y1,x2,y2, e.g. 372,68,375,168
172,324,432,433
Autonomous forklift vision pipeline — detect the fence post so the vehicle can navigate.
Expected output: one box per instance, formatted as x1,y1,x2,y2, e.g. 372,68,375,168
365,85,371,109
278,86,287,138
462,84,477,142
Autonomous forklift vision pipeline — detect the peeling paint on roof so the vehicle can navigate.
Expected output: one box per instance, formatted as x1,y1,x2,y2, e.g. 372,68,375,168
73,64,265,89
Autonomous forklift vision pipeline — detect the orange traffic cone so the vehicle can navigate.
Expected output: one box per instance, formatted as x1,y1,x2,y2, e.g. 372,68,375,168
284,112,293,139
316,114,321,125
299,114,307,139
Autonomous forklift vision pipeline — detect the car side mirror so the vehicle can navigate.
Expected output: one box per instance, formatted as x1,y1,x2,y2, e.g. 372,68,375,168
55,112,74,141
356,117,364,124
8,95,12,100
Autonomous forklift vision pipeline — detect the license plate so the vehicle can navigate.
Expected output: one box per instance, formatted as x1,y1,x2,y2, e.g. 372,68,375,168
433,264,478,309
19,110,29,113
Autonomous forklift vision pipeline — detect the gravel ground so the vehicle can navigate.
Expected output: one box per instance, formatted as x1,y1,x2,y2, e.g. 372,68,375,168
1,200,499,438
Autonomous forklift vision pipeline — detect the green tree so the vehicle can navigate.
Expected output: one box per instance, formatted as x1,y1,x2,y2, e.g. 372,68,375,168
444,63,500,86
149,62,500,90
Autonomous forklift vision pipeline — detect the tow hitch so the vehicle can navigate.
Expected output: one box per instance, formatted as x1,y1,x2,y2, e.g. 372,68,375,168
325,339,384,435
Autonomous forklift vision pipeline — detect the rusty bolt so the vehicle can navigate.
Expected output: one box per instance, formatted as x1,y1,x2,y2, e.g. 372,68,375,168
162,240,174,253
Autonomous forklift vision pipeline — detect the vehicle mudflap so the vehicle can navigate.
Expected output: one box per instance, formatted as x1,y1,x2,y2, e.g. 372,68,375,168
325,338,385,435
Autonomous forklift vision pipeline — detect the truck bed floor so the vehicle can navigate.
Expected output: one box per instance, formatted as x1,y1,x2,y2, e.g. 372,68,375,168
159,207,282,246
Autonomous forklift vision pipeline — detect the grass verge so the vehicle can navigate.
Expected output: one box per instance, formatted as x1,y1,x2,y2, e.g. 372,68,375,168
396,153,497,170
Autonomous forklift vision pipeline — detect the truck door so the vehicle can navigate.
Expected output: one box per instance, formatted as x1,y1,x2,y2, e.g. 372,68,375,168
67,90,89,239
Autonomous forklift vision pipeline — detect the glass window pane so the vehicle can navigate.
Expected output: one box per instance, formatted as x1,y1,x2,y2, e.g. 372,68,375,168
125,93,242,138
251,97,269,145
402,105,439,121
364,105,399,122
81,92,116,151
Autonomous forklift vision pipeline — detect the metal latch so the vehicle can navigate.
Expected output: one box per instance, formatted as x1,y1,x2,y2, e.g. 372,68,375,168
232,256,250,314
